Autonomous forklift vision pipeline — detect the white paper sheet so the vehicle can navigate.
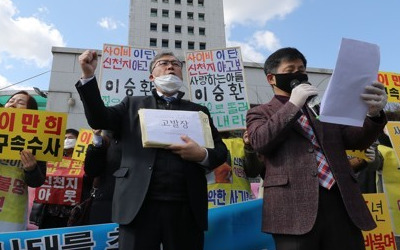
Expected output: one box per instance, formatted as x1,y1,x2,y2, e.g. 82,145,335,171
139,109,214,148
319,38,380,127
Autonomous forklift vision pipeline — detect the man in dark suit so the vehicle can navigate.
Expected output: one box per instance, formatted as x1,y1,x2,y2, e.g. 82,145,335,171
246,47,387,249
76,50,227,250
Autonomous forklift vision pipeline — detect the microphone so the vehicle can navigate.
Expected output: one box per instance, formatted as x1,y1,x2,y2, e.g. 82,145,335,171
290,79,320,118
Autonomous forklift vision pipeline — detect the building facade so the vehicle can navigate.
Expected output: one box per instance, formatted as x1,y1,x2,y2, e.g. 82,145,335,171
128,0,226,58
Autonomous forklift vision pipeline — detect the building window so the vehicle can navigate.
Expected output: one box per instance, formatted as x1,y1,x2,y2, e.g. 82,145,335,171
175,25,182,33
175,0,181,3
188,41,195,50
199,27,205,35
150,8,158,17
162,9,169,17
150,38,157,47
162,0,169,3
188,26,194,34
198,13,205,21
150,23,157,31
175,40,182,49
175,11,181,18
187,0,193,5
200,43,206,50
187,12,194,20
151,0,157,2
162,39,169,48
162,24,169,32
198,0,204,6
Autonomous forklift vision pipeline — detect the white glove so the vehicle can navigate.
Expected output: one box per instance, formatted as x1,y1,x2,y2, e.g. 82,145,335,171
365,146,376,162
289,84,318,108
361,81,387,117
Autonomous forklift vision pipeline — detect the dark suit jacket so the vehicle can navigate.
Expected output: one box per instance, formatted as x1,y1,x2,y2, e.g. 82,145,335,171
76,78,227,230
84,135,121,224
25,161,46,187
246,96,386,235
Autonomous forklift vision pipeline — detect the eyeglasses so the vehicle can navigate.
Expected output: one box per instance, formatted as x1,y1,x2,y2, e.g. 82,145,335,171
152,60,183,71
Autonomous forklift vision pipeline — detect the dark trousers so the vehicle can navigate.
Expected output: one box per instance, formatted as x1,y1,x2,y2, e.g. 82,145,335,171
119,199,204,250
273,185,365,250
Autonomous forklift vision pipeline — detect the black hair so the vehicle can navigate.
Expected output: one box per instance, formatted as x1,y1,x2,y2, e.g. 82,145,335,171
66,128,79,138
263,47,307,75
7,90,38,110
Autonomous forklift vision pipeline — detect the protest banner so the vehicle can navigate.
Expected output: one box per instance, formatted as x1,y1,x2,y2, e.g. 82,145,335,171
362,193,397,249
0,108,67,162
72,129,93,161
100,44,158,106
0,223,119,249
346,149,368,160
377,71,400,103
34,157,85,206
186,48,250,131
380,122,400,236
0,160,28,229
207,138,252,208
0,199,275,250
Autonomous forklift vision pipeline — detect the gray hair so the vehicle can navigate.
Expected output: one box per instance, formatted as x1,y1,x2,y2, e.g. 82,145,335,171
149,51,179,73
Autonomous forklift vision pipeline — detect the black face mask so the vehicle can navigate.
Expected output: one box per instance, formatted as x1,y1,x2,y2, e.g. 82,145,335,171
273,72,308,94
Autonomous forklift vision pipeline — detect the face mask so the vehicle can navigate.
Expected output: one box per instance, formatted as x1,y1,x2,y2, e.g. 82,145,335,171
64,138,77,149
274,72,309,94
153,74,183,94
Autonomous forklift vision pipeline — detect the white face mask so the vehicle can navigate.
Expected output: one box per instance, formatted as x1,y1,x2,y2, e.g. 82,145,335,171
64,138,77,149
153,74,183,94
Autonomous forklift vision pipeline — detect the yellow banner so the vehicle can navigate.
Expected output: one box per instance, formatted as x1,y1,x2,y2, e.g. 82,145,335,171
378,142,400,236
0,160,28,224
362,193,397,249
207,138,252,208
0,108,67,162
346,149,368,160
378,71,400,103
72,129,93,161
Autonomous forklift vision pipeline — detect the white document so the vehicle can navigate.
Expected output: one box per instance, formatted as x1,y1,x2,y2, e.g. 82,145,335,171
319,38,380,127
139,109,214,148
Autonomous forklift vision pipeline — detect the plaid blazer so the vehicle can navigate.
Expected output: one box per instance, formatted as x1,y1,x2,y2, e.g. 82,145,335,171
246,96,386,234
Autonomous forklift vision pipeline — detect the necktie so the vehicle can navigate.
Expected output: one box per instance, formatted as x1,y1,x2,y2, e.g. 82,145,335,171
298,114,335,189
162,96,176,103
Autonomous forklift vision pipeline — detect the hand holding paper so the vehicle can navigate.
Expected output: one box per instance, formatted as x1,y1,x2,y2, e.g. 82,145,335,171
364,146,376,162
319,38,381,126
167,135,207,162
361,81,387,117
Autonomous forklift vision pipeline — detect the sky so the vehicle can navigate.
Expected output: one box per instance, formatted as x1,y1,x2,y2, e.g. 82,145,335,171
0,0,399,92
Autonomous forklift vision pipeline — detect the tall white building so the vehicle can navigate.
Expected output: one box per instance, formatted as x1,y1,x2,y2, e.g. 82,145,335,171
128,0,226,57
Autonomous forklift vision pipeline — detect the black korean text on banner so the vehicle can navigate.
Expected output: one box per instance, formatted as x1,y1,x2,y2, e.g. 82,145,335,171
100,44,158,106
186,48,250,131
377,71,400,103
0,108,67,162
